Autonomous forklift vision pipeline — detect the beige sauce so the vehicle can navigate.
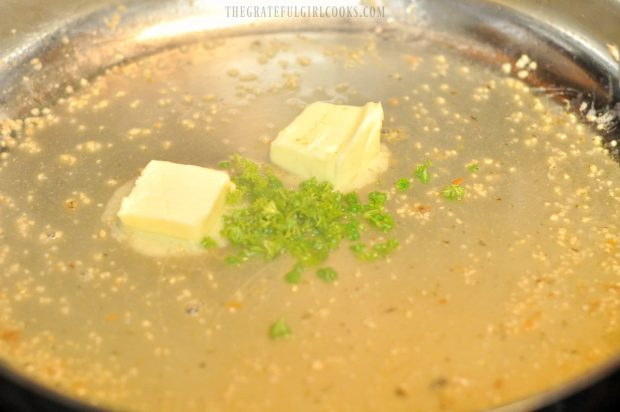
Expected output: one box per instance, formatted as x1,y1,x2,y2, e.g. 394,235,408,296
0,32,619,412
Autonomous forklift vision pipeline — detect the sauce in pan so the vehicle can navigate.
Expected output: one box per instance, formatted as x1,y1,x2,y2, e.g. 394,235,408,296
0,32,619,412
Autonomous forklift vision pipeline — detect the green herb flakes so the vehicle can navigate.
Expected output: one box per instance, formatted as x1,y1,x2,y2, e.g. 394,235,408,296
224,254,246,265
217,160,231,169
363,208,394,232
343,221,361,241
200,236,217,249
368,191,387,207
284,265,303,284
220,155,399,281
316,267,338,283
441,184,465,201
414,160,432,184
396,177,411,191
344,192,363,214
269,319,292,339
467,163,479,173
351,238,400,261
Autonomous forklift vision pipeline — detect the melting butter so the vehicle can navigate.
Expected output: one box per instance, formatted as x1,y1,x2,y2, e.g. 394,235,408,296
270,101,384,189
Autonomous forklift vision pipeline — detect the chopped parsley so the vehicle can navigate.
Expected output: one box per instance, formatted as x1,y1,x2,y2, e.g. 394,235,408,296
224,255,244,265
368,191,387,207
363,207,394,232
351,238,399,261
284,264,303,284
441,183,465,200
395,177,411,191
200,236,217,249
414,160,432,183
220,155,398,279
269,319,292,339
343,221,361,241
316,267,338,283
217,160,231,169
467,163,479,173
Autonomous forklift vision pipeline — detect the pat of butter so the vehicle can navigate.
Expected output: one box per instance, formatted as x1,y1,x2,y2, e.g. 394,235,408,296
270,101,383,188
118,160,230,241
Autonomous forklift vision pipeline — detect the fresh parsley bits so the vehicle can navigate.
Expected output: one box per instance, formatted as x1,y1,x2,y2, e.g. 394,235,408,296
441,183,465,200
220,156,399,282
269,320,292,339
414,160,432,183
